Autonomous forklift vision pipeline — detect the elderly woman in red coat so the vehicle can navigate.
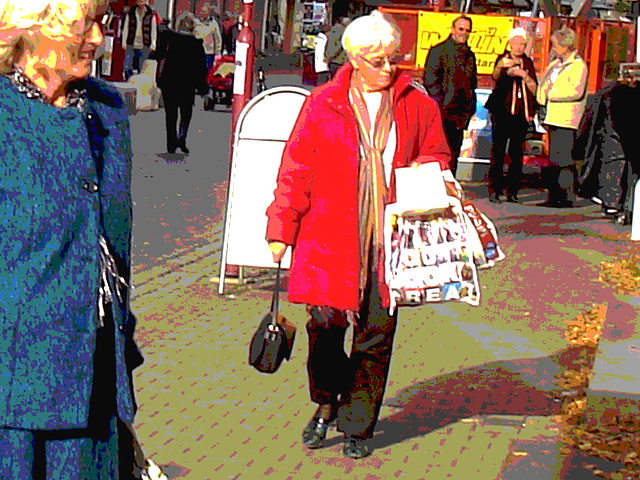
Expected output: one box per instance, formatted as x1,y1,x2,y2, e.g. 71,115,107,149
266,11,454,459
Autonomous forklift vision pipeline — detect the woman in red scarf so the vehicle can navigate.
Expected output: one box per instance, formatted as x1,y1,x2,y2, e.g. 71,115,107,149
485,27,538,203
266,11,453,459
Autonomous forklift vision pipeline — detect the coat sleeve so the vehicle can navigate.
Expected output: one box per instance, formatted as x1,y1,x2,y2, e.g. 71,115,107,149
536,61,555,107
153,31,168,61
195,39,209,94
151,12,159,51
526,56,538,85
265,96,316,246
466,50,478,128
470,51,478,92
213,20,223,56
423,46,444,105
122,14,130,47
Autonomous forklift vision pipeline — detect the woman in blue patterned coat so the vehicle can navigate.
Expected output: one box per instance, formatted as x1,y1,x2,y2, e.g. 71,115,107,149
0,0,143,477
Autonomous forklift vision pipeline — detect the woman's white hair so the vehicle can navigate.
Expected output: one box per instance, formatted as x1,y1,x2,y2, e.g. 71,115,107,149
509,27,527,40
342,10,401,59
0,0,104,72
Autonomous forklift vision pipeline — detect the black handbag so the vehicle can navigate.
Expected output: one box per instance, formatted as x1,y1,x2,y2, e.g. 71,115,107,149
248,263,296,373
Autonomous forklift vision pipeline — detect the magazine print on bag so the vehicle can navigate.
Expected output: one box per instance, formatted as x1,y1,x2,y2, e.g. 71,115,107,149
388,209,482,311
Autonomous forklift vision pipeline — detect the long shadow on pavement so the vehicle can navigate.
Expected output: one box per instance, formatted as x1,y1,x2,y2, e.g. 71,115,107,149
370,345,597,450
497,212,620,238
156,152,188,163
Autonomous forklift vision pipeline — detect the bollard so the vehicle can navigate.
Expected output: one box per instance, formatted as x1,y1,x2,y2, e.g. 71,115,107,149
631,177,640,240
231,0,255,135
225,0,255,280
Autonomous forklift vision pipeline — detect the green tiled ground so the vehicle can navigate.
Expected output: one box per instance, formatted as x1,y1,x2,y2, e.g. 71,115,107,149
130,208,638,479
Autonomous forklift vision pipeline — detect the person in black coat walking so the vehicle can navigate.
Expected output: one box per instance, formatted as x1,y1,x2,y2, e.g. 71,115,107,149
423,15,477,175
155,15,208,154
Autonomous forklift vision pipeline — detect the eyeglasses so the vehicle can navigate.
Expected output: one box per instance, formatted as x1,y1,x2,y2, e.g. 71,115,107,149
359,54,403,69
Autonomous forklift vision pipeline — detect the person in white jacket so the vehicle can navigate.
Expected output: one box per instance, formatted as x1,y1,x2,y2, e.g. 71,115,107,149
195,3,223,72
536,26,588,208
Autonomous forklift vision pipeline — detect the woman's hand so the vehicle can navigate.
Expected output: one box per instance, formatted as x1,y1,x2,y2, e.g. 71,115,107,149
499,57,515,69
442,170,462,199
445,180,463,199
269,241,288,263
507,66,527,78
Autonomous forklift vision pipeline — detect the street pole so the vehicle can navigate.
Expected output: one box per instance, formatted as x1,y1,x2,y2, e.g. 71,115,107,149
231,0,255,135
225,0,255,280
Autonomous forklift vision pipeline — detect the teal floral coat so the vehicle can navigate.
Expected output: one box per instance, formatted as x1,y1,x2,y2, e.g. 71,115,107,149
0,76,142,430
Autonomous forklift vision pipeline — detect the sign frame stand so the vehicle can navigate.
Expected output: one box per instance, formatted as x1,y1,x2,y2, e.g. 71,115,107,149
216,86,310,295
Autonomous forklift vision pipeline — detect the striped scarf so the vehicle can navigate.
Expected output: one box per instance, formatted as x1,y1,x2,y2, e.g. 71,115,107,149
511,77,532,122
349,82,394,296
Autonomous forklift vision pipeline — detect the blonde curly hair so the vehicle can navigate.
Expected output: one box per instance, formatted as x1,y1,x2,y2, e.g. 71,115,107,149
0,0,106,72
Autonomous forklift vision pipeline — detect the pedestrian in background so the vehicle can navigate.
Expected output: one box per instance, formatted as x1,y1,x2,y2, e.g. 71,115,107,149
266,11,453,460
423,15,477,176
0,0,144,477
195,2,223,72
536,26,588,208
485,27,538,203
155,15,208,154
324,16,351,77
121,0,159,80
221,11,238,55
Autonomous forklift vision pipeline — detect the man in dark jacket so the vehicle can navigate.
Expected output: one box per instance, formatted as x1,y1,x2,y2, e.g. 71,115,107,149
423,15,477,175
155,16,208,154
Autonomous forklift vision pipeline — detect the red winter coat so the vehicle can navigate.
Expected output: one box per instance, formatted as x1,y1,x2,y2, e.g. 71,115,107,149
266,64,452,311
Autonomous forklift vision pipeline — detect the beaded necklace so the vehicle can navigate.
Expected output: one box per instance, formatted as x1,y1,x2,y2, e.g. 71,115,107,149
6,66,88,111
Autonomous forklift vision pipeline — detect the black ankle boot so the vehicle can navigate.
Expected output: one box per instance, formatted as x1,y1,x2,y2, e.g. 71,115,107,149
343,437,371,459
301,403,337,449
178,138,189,154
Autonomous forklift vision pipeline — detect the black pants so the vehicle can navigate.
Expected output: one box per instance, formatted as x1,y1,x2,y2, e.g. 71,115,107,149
489,113,529,196
544,126,577,203
161,89,195,151
442,119,464,176
305,270,398,440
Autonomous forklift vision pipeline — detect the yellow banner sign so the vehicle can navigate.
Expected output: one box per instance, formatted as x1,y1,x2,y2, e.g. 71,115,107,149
417,12,515,75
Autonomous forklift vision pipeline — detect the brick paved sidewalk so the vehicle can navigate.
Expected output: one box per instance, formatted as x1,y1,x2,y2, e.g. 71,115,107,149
128,69,640,480
129,189,639,479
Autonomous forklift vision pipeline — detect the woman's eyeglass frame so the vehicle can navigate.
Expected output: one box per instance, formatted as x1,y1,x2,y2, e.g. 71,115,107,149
358,54,404,70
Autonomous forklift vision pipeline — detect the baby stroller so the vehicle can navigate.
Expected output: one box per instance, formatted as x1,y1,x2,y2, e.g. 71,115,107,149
203,55,235,111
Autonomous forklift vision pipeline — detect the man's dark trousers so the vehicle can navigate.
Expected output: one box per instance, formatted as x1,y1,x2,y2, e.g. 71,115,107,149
442,119,464,176
305,263,398,440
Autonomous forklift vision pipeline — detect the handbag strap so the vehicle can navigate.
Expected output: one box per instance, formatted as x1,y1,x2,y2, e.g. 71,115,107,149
269,262,281,324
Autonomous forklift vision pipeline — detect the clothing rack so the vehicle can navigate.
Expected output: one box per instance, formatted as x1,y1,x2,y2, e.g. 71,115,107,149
620,64,640,240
